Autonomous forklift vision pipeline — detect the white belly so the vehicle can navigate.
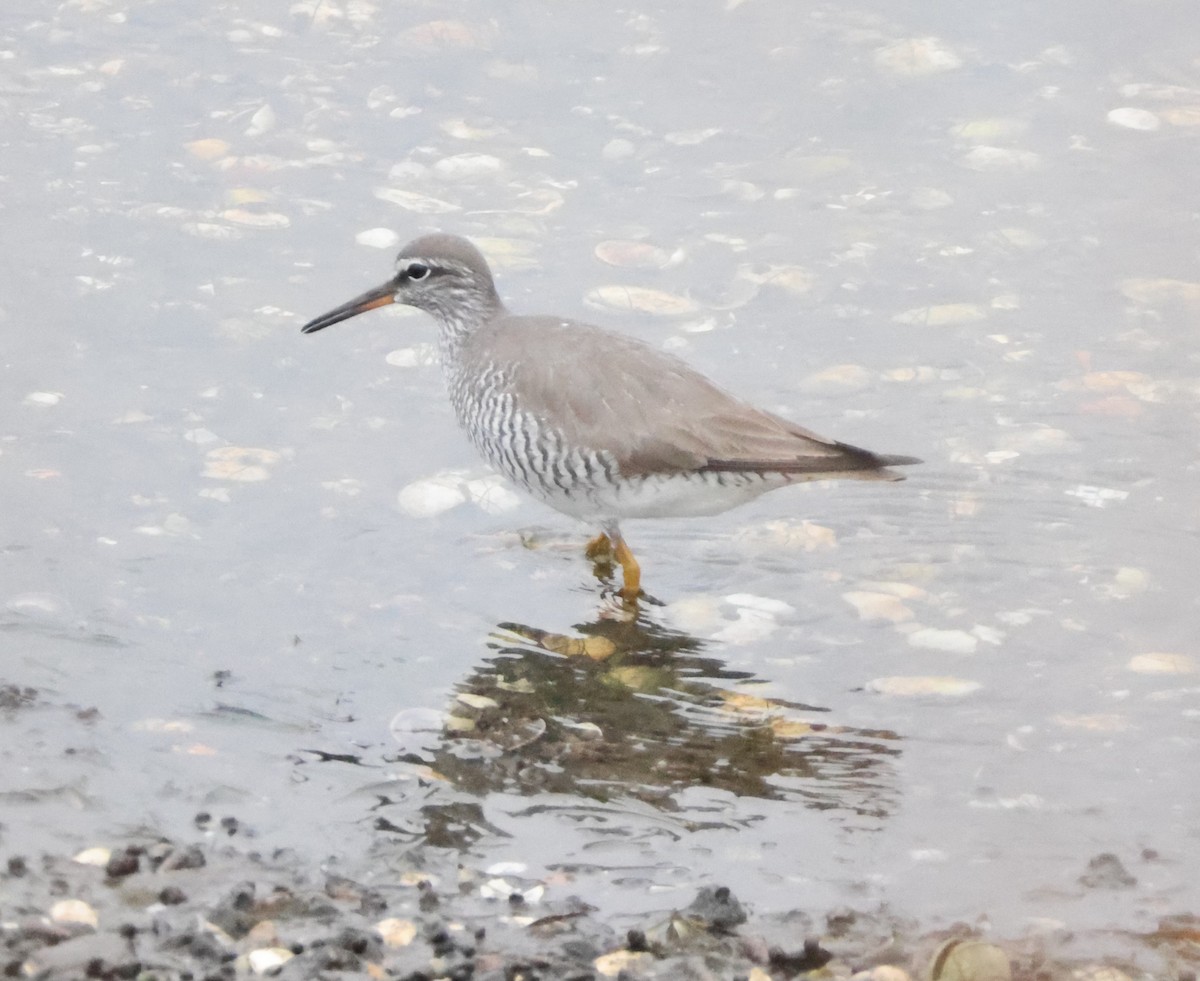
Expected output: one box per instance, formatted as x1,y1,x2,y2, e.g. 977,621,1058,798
530,470,793,521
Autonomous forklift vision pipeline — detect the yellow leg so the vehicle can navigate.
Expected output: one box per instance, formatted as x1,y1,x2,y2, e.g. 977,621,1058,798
584,532,612,559
612,536,642,600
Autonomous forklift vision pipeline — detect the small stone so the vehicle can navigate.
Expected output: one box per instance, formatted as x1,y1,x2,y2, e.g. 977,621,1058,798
594,240,679,270
244,104,276,137
1063,484,1128,508
159,885,188,905
594,949,655,977
907,628,978,654
465,475,523,513
50,899,98,928
457,692,499,710
401,870,439,887
952,118,1028,141
743,263,815,295
1080,370,1152,392
398,19,494,52
245,947,294,974
894,303,987,326
1119,277,1200,305
584,285,700,316
684,885,746,930
440,117,505,141
356,227,399,249
798,364,871,393
855,967,912,981
665,126,722,145
961,146,1041,171
396,474,468,517
735,519,838,553
725,593,795,615
221,208,289,228
385,343,439,368
1105,567,1149,597
1054,713,1129,732
434,152,503,180
928,940,1011,981
375,917,417,947
375,186,460,214
602,138,635,161
868,676,981,697
1106,107,1160,131
184,428,221,445
203,446,281,482
1071,966,1134,981
843,591,914,623
874,37,962,75
1127,652,1195,674
1079,852,1137,889
186,138,231,160
1161,106,1200,126
72,846,112,867
105,846,141,878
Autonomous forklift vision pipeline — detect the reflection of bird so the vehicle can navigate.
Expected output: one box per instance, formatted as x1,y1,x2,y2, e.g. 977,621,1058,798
301,234,920,598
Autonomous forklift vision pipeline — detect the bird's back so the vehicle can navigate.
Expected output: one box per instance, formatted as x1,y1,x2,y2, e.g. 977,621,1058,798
450,315,917,487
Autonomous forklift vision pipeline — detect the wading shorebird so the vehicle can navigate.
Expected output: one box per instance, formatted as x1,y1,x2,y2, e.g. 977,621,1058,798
302,234,920,599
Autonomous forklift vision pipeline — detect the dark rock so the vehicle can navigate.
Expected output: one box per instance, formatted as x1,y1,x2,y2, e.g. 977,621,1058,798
105,847,142,879
768,938,832,974
160,845,206,872
159,885,188,906
207,882,257,938
418,880,440,912
1079,853,1137,890
685,885,747,932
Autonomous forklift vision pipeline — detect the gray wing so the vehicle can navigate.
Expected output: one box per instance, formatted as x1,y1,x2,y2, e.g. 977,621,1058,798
466,317,918,479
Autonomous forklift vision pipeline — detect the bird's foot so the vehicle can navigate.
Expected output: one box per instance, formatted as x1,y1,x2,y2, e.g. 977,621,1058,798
586,531,658,605
584,533,614,560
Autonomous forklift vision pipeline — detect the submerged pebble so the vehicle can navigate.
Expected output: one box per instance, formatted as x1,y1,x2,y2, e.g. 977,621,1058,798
1106,107,1160,131
375,187,460,214
584,285,700,316
396,474,468,517
874,37,962,76
50,899,98,927
893,303,987,326
375,917,417,947
843,591,915,623
927,939,1011,981
960,146,1040,171
869,676,982,697
1127,653,1195,674
907,628,979,654
356,227,399,248
594,239,681,270
203,447,281,482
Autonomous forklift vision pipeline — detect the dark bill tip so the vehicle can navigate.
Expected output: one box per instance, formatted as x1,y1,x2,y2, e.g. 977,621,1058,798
300,281,396,334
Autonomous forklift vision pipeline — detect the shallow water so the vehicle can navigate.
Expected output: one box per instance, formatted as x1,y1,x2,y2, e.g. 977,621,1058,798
2,0,1197,943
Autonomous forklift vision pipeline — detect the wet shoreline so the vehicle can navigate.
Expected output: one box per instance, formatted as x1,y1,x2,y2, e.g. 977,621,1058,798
5,822,1191,980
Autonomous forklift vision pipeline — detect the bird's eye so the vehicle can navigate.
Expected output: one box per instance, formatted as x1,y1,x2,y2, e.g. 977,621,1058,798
405,262,430,281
